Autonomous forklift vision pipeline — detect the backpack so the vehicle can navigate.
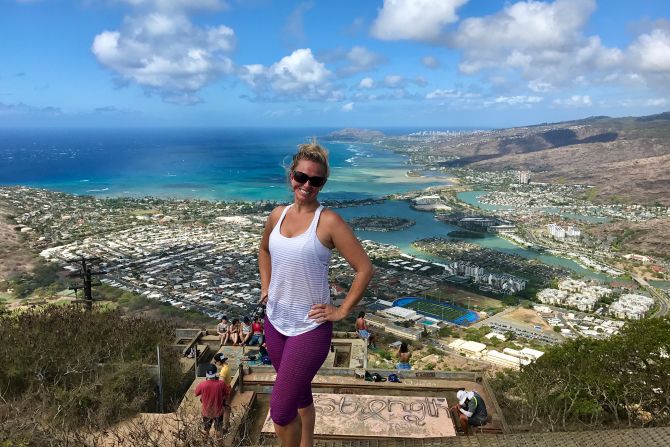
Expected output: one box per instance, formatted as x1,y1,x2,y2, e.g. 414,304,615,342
388,373,402,383
371,373,386,382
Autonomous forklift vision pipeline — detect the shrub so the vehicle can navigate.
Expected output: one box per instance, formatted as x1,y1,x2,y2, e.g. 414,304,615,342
0,306,182,439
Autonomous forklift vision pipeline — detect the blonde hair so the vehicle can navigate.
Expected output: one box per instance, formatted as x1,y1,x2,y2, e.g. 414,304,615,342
288,138,330,179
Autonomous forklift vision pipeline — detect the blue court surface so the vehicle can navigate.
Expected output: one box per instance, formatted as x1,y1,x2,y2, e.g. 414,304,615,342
393,297,479,326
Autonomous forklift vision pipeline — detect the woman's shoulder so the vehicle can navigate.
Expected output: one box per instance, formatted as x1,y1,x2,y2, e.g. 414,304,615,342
319,207,347,227
271,205,288,217
267,205,288,226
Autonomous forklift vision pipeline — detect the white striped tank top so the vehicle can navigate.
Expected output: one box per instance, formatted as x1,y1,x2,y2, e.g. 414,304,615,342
267,204,332,336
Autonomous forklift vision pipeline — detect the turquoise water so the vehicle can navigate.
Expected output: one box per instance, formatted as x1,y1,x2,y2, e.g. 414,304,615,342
338,200,607,279
457,190,610,223
650,280,670,290
1,128,617,282
0,128,445,201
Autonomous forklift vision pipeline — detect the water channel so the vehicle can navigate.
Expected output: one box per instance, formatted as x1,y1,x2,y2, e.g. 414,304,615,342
339,200,612,281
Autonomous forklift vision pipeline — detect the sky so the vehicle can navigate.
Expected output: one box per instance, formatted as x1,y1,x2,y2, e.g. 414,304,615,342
1,0,670,128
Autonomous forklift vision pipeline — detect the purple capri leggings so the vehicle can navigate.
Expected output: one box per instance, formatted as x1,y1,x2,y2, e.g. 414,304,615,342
264,317,333,426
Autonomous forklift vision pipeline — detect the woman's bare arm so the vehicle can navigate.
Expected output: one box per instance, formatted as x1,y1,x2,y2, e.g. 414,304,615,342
258,206,284,304
308,210,374,323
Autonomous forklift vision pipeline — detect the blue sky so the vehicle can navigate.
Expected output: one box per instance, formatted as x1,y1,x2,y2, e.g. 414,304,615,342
1,0,670,128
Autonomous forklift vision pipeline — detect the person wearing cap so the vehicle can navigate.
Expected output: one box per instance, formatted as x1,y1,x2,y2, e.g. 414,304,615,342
194,364,231,439
213,353,232,386
450,389,488,435
213,353,233,431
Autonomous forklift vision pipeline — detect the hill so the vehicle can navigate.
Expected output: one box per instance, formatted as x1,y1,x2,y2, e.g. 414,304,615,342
433,112,670,205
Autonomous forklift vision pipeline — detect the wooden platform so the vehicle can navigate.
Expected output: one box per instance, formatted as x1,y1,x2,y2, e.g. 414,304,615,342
261,393,456,439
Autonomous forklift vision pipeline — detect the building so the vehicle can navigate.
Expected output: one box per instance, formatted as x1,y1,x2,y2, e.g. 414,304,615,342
610,294,654,319
448,339,487,357
486,350,523,369
379,306,422,322
547,224,580,241
518,170,531,184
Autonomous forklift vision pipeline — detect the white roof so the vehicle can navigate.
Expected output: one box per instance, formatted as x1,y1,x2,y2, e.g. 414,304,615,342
384,306,418,319
449,339,486,353
486,350,522,365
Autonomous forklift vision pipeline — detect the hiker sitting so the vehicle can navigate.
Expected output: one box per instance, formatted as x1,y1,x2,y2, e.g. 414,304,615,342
217,316,230,346
240,316,253,346
249,315,264,346
450,390,488,435
228,319,241,346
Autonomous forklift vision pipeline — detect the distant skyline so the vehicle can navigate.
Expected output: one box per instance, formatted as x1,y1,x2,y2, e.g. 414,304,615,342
1,0,670,128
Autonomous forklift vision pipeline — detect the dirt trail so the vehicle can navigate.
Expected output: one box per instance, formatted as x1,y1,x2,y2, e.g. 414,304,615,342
0,203,36,280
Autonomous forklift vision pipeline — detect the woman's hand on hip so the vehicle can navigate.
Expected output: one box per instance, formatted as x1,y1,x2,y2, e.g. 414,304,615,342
308,304,345,323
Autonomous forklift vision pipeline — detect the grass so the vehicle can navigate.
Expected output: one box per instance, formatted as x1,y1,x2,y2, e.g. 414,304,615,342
404,299,468,322
423,286,506,313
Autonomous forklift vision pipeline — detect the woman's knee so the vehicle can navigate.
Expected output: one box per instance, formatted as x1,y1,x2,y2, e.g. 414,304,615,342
270,397,298,426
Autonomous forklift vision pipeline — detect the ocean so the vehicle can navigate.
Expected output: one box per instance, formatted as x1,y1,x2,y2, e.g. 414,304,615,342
0,127,608,279
0,128,443,202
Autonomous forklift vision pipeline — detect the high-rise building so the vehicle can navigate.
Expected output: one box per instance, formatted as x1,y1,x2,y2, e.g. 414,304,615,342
518,170,531,184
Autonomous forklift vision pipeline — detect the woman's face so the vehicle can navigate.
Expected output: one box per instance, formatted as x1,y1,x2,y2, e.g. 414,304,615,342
290,159,326,204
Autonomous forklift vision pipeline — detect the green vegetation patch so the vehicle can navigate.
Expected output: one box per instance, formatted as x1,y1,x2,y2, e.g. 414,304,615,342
493,317,670,431
404,299,467,322
0,306,182,442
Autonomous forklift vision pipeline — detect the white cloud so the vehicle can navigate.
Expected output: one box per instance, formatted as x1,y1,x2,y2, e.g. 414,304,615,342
528,80,554,92
371,0,468,41
269,48,330,92
337,46,386,76
644,98,669,107
426,89,461,99
341,102,354,112
383,74,404,88
0,101,61,115
241,49,341,101
628,29,670,74
358,77,375,89
421,56,441,69
552,95,592,107
92,2,235,104
116,0,226,11
413,76,428,87
453,0,622,86
486,95,543,106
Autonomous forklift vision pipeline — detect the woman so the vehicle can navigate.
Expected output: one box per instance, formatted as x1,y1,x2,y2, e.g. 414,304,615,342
240,316,253,346
396,341,412,370
250,315,264,346
355,311,376,349
228,318,241,346
259,140,374,447
217,316,230,346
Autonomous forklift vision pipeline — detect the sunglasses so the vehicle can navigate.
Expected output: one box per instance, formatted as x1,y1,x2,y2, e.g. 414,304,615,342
292,170,326,187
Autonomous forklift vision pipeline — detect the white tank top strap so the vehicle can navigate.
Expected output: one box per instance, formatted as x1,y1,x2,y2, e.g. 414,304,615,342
274,204,292,231
308,205,324,234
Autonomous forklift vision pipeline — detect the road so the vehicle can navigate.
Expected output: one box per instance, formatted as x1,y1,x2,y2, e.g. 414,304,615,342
634,275,669,318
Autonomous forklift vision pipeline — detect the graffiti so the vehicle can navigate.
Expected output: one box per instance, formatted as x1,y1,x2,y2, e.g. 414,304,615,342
263,393,457,438
313,394,450,427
